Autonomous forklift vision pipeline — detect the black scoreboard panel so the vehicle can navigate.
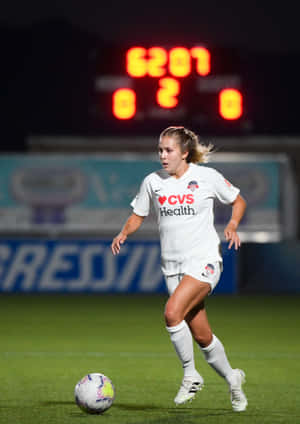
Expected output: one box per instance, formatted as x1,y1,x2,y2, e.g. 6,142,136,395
89,44,254,136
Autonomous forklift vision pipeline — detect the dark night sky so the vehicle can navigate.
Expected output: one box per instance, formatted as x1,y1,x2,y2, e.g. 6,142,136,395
1,0,300,150
0,0,299,52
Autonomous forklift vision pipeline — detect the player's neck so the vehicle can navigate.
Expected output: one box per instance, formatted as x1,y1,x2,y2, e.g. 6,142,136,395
173,162,189,179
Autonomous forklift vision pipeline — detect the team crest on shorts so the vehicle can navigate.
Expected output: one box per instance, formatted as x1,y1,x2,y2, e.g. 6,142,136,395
202,263,215,278
187,180,199,191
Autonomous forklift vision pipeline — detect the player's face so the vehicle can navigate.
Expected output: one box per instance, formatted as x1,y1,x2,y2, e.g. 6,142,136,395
158,136,188,177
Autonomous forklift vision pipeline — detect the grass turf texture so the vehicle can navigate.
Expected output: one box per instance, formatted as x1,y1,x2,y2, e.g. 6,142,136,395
0,294,299,424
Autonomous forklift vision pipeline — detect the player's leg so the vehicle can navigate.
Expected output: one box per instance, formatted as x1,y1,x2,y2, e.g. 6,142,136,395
187,305,234,377
165,260,221,371
165,275,210,404
165,275,201,381
187,304,248,411
165,274,211,327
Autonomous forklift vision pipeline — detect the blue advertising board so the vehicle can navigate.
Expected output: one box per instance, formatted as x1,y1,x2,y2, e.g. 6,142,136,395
0,240,237,294
241,242,300,293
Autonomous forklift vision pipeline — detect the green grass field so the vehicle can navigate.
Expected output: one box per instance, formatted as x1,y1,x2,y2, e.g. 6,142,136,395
0,294,299,424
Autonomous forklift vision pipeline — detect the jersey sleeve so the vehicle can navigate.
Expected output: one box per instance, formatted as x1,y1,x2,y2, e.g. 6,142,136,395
209,168,240,204
130,176,151,217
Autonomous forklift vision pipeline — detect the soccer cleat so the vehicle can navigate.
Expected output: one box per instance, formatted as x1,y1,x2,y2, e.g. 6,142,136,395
174,375,204,405
229,369,248,412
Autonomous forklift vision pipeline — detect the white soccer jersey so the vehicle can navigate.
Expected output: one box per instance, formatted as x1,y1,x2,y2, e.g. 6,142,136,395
131,163,240,275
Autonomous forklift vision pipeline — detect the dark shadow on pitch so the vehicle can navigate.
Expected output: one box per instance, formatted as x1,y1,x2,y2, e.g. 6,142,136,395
40,400,75,406
114,402,232,415
113,402,174,412
113,406,236,424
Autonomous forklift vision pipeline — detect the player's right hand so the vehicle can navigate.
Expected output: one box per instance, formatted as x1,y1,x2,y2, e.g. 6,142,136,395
111,233,127,255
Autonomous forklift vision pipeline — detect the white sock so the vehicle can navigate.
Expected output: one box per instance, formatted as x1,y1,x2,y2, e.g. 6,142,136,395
166,320,200,379
200,334,234,384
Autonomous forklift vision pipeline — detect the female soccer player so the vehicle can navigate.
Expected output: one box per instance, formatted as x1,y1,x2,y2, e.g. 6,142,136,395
111,126,248,412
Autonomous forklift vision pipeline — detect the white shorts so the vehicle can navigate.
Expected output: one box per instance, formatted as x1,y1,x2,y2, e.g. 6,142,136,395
165,260,222,295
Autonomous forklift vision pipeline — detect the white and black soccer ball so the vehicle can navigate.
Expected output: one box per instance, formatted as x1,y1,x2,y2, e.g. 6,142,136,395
74,373,115,414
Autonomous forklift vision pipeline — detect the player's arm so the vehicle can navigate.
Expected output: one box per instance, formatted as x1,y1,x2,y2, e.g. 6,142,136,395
224,194,247,250
111,213,145,255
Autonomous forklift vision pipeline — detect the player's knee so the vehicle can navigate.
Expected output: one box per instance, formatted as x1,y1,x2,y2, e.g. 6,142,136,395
193,331,213,347
164,301,182,326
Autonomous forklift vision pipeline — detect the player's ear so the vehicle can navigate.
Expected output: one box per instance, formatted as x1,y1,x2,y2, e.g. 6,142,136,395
182,150,189,160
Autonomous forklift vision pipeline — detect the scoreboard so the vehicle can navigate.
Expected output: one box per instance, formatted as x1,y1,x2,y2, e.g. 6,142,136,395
91,44,252,135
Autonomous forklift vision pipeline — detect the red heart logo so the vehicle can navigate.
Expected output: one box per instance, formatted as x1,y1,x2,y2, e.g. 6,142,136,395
158,196,167,205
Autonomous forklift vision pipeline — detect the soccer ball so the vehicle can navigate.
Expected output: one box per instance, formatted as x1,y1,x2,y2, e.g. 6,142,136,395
74,373,115,414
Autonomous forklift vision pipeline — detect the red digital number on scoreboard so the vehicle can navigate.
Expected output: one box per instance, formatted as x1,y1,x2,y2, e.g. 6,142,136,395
126,46,211,78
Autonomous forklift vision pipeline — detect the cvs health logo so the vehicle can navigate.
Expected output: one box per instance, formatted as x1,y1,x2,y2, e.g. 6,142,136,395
158,194,194,205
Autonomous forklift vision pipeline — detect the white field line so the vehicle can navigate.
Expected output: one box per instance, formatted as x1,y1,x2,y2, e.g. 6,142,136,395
1,351,174,358
1,351,300,359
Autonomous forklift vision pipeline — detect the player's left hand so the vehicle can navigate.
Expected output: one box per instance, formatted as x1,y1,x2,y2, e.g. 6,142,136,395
224,225,241,250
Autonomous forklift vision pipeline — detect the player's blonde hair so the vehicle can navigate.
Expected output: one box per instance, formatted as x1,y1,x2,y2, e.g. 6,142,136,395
159,126,213,164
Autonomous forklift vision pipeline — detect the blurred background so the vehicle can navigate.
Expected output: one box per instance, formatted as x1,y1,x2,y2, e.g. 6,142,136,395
0,0,299,295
